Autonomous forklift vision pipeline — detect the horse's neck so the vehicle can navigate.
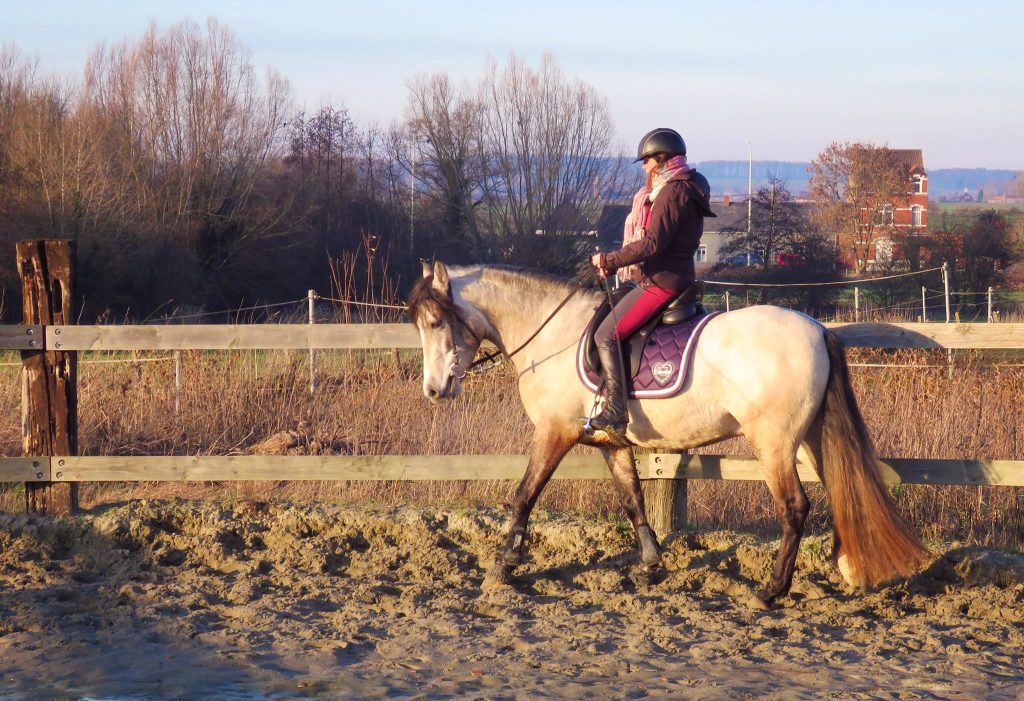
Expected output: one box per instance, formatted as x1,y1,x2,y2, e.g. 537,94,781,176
455,276,584,357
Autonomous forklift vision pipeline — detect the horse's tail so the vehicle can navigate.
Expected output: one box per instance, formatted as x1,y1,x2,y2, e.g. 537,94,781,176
819,330,931,588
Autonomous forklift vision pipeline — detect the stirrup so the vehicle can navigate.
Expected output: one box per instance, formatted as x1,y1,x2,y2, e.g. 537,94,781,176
579,416,630,446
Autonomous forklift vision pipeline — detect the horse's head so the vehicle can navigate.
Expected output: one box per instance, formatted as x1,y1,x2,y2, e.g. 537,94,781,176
407,261,484,402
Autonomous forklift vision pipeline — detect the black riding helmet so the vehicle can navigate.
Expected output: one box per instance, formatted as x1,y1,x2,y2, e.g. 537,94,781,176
634,128,686,162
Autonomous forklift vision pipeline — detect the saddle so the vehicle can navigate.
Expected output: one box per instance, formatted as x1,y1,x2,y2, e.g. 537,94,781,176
581,280,706,378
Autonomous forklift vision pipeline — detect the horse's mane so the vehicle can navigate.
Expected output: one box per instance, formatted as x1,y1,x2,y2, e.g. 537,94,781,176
407,264,579,321
470,264,578,297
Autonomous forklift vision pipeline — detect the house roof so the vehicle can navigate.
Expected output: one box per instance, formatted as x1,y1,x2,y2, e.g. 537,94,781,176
890,149,925,174
705,201,752,232
542,201,593,232
596,204,629,246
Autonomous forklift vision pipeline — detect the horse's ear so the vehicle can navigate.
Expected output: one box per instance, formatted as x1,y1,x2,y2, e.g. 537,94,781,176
431,261,451,298
421,259,432,279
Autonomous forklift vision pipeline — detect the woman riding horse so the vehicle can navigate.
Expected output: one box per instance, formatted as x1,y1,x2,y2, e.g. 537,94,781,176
588,128,716,443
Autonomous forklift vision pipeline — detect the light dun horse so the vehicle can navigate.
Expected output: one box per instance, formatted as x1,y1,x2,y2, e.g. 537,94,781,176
408,262,930,607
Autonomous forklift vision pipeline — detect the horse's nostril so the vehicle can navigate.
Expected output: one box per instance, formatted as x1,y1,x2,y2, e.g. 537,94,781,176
427,387,439,399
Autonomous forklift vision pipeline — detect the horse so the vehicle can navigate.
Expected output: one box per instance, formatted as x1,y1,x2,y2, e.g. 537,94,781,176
407,261,931,608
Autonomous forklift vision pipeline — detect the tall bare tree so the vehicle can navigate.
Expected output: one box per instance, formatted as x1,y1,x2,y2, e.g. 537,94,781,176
809,142,907,274
403,73,484,259
476,53,620,268
80,18,293,272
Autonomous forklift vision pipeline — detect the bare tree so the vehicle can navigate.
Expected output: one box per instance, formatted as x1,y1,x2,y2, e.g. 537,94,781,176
808,142,907,274
719,177,805,270
286,104,361,265
402,73,484,259
476,53,620,268
80,18,294,271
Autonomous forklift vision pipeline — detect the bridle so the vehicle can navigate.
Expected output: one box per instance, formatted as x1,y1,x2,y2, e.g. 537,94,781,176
446,285,581,378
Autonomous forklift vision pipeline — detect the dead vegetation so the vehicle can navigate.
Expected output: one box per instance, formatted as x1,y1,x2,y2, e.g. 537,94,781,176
0,343,1022,549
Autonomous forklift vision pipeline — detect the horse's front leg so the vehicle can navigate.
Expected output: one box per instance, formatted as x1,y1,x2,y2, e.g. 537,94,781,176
487,423,580,585
601,446,662,578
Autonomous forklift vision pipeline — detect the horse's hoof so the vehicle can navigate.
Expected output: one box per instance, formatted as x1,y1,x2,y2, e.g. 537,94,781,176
501,550,522,567
629,564,657,588
637,525,662,568
747,593,772,611
483,562,514,590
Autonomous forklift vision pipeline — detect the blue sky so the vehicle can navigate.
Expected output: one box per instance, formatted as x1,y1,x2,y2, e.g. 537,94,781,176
6,0,1023,169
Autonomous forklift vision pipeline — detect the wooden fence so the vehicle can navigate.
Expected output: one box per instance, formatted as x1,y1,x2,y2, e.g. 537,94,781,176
3,240,1024,534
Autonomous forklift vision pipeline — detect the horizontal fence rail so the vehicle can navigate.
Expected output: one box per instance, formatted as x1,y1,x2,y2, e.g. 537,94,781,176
45,323,419,351
0,325,43,350
4,454,1022,487
826,322,1024,349
0,321,1022,351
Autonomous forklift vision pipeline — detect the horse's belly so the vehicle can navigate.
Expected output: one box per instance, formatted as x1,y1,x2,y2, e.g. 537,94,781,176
627,393,741,450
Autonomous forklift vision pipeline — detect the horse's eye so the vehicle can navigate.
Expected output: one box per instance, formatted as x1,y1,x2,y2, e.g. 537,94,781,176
430,320,444,330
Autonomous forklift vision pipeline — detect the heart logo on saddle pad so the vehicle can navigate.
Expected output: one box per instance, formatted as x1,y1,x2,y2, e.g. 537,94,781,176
651,361,675,385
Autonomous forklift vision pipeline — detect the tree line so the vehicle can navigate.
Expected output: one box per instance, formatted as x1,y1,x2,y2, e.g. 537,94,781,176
1,19,624,321
2,19,1020,322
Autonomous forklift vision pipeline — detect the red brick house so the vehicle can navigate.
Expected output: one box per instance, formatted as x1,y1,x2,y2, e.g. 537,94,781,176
841,148,928,270
883,148,928,230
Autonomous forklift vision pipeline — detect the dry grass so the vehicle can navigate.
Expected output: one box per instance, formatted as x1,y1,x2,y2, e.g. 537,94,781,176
1,340,1022,550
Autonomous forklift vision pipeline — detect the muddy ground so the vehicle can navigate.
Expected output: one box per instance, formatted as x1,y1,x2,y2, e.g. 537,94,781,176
0,500,1022,700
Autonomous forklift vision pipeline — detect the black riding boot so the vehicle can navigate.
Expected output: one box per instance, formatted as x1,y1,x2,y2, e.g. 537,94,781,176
589,340,629,441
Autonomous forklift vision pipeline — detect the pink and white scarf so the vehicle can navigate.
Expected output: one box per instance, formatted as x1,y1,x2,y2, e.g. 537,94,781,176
649,154,690,201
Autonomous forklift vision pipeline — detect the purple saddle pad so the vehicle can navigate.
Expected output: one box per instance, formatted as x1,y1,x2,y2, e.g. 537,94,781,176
576,311,721,399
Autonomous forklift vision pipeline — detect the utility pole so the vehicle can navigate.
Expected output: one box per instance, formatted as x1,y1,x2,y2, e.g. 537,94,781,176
747,141,753,266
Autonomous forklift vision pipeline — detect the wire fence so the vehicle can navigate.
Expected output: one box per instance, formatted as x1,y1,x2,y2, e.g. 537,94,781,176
703,263,1023,323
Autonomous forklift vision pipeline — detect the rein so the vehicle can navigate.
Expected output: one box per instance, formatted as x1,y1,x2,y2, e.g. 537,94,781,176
454,285,581,375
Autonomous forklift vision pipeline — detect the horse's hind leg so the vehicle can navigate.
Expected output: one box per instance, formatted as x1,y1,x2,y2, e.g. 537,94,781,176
753,443,809,609
800,412,844,573
489,423,579,583
601,446,661,571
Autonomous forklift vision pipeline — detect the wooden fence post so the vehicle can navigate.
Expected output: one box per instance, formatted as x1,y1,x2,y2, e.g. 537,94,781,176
641,454,687,537
17,240,78,515
308,289,317,395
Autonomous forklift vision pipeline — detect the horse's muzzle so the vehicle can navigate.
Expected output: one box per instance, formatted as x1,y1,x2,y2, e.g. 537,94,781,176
425,372,461,402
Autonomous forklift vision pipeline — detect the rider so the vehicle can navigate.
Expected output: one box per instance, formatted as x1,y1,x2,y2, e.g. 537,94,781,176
586,127,716,441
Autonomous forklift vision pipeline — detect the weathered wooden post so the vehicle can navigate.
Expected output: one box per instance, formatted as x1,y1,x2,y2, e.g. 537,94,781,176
641,453,687,537
17,240,78,515
308,289,317,395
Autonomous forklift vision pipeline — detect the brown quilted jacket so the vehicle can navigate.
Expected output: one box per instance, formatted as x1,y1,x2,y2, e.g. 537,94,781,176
603,169,716,290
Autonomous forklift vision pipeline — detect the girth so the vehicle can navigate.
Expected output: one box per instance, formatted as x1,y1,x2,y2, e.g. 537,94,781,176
582,280,706,378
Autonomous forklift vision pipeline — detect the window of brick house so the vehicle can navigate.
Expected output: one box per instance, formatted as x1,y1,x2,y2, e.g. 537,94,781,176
874,203,894,226
912,174,925,194
911,205,923,226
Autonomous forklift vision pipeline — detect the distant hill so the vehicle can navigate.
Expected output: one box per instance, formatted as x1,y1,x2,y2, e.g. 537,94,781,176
926,169,1020,200
692,160,1021,200
693,160,812,196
